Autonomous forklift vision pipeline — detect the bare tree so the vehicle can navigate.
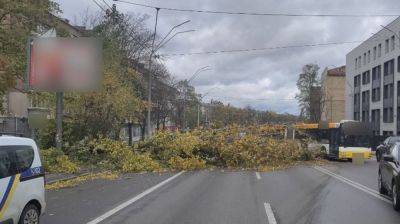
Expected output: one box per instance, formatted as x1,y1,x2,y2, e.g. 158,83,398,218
295,64,323,122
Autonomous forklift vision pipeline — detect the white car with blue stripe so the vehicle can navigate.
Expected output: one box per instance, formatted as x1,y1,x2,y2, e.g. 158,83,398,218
0,136,45,224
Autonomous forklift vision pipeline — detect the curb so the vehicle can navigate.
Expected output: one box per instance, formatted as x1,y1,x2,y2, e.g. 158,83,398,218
46,172,90,185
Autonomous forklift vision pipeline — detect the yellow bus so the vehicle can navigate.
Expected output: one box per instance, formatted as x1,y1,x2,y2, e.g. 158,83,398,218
295,120,372,160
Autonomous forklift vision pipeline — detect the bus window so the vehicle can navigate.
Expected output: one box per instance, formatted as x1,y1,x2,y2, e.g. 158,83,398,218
343,135,370,147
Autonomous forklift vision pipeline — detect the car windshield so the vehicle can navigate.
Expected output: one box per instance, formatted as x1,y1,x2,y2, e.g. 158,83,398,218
4,1,400,223
388,137,400,144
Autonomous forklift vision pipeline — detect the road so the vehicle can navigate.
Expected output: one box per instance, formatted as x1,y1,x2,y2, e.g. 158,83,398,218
42,159,400,224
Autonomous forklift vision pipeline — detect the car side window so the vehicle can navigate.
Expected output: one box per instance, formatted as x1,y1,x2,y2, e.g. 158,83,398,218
0,145,34,179
384,138,390,145
15,146,34,173
0,148,17,179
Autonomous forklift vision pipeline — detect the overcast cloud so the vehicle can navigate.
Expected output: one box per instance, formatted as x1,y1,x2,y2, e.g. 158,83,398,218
55,0,400,114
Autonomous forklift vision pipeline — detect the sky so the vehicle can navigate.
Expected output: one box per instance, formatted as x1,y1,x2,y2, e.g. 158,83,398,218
54,0,400,115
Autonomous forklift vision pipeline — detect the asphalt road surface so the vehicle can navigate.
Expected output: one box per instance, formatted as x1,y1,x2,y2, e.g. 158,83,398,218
42,159,400,224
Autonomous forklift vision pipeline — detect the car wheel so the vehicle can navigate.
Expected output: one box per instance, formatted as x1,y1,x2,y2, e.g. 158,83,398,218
378,172,387,195
393,182,400,211
19,203,40,224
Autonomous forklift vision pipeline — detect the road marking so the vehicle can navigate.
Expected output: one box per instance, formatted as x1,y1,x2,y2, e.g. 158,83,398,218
314,166,391,204
255,172,261,180
86,171,185,224
264,202,277,224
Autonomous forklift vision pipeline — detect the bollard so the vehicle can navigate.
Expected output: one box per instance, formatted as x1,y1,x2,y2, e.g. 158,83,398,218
352,152,364,165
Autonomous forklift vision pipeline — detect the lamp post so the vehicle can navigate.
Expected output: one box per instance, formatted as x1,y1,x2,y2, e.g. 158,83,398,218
182,66,212,130
197,87,220,128
146,16,194,138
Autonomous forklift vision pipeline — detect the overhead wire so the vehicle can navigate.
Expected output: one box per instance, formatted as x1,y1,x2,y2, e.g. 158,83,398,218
158,41,362,57
91,0,107,12
114,0,400,18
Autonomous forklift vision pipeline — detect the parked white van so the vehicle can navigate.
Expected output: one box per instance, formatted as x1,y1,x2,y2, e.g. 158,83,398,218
0,136,45,224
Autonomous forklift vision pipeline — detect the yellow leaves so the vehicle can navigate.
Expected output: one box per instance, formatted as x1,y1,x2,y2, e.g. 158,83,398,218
46,172,118,191
122,153,162,173
41,148,80,174
168,156,206,170
85,137,162,173
141,124,308,170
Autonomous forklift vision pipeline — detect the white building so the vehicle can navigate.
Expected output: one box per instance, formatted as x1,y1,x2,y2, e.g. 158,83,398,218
346,17,400,136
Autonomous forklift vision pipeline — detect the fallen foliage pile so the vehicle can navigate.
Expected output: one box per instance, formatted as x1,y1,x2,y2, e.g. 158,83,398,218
45,171,118,190
139,124,310,169
42,124,313,174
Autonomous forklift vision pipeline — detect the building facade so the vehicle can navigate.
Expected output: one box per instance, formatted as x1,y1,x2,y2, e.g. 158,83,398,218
321,66,346,123
346,17,400,136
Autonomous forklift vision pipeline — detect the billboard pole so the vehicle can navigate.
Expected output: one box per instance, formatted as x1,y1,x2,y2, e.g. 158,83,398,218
55,92,63,150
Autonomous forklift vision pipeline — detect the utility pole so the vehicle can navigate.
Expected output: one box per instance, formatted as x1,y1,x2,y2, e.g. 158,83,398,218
197,103,200,127
146,8,160,138
55,92,63,150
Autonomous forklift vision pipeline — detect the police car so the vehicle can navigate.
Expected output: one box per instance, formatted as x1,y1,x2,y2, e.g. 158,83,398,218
0,136,45,224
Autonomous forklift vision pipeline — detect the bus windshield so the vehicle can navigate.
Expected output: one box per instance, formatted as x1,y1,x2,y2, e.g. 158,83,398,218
342,135,370,147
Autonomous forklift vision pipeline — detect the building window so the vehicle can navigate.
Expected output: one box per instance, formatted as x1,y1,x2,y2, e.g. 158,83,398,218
383,108,393,123
384,59,395,76
362,71,370,84
362,91,366,103
384,108,388,122
391,35,395,51
358,56,361,68
398,81,400,97
372,65,381,81
363,53,366,65
385,39,390,53
378,44,382,57
354,74,361,87
372,87,381,102
398,56,400,72
384,84,389,99
355,58,358,70
390,83,394,98
367,50,371,63
373,46,377,60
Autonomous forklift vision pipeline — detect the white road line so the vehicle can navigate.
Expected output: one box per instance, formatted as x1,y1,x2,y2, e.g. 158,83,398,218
264,202,277,224
255,172,261,180
86,171,185,224
313,166,391,204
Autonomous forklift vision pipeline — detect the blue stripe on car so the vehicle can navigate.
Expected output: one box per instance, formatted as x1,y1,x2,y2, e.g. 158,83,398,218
0,176,15,212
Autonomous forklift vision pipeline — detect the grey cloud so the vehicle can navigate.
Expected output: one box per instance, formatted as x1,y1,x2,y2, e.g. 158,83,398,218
56,0,400,114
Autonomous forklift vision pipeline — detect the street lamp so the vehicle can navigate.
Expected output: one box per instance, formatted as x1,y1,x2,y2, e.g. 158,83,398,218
146,18,193,138
197,87,220,128
182,66,212,130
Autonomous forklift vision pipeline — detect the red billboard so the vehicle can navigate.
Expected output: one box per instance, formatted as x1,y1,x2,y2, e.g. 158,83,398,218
27,38,102,91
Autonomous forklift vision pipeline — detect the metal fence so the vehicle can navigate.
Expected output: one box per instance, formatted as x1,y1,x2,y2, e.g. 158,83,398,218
0,117,31,137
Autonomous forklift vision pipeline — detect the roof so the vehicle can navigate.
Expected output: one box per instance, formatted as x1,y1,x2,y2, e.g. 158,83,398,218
347,16,400,55
0,136,36,146
327,66,345,77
